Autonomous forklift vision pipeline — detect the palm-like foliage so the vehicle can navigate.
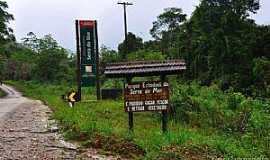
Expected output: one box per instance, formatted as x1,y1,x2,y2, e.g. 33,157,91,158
0,1,14,42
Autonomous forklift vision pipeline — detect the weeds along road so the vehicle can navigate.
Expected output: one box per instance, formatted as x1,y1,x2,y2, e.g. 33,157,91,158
0,84,120,160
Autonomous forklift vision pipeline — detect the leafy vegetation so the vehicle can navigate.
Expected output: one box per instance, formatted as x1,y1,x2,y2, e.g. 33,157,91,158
1,32,75,83
0,2,74,84
1,0,270,98
7,81,270,159
0,88,6,97
102,0,270,98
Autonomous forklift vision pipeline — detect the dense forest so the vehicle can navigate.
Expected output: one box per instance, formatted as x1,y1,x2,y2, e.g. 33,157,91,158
1,0,269,98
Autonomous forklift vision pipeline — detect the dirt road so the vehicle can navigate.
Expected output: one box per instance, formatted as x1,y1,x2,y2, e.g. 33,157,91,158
0,84,121,160
0,84,26,118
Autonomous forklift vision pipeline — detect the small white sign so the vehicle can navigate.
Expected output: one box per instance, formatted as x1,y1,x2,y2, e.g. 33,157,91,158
85,66,93,73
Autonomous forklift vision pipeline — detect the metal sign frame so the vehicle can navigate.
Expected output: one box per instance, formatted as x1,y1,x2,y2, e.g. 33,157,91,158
75,20,101,100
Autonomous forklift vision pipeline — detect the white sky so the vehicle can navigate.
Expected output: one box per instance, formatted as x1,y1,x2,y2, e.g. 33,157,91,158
4,0,270,51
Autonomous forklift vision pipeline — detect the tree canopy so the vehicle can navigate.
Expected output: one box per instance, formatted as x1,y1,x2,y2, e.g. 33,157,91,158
118,32,143,59
1,0,269,97
0,1,14,42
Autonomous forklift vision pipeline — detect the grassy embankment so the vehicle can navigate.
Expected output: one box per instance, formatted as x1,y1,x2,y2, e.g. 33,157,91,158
0,87,7,97
6,81,270,159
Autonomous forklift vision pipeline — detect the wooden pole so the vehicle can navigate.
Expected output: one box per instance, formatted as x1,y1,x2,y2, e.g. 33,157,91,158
75,20,81,101
117,2,133,60
127,77,133,131
162,111,168,133
94,21,101,100
161,75,168,133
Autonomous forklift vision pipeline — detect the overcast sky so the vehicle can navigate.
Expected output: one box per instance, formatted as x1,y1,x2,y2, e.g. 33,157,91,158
5,0,270,51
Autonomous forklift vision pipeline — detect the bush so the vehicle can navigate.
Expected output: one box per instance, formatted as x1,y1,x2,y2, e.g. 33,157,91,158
227,92,245,110
9,81,270,158
171,82,270,136
252,58,270,98
127,50,166,61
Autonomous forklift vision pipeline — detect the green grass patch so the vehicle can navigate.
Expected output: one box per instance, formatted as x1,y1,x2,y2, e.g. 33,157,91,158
0,87,7,97
6,81,270,159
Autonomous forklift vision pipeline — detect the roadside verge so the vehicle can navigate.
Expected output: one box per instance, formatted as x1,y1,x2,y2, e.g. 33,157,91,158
0,85,7,97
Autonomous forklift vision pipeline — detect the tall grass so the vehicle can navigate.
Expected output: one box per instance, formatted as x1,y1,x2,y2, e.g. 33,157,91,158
0,88,7,97
7,81,270,159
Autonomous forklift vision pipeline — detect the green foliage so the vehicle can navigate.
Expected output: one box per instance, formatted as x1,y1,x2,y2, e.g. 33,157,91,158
34,48,72,82
1,45,35,80
227,92,246,110
100,45,120,65
170,82,270,158
0,88,6,97
171,82,269,135
118,32,143,59
2,32,75,84
127,50,165,61
1,0,270,99
150,7,186,40
0,0,15,78
1,1,270,157
9,81,270,159
252,25,270,59
143,0,270,98
150,7,186,58
183,0,257,84
102,79,123,89
0,1,15,42
252,58,270,97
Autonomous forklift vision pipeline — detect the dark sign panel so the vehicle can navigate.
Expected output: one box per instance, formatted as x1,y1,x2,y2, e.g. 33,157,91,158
79,20,97,87
124,81,169,112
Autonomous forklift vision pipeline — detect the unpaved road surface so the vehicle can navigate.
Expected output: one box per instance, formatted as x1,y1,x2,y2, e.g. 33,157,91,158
0,84,121,160
0,84,26,119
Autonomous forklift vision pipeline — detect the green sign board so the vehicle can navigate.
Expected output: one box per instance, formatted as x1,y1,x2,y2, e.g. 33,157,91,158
79,20,98,87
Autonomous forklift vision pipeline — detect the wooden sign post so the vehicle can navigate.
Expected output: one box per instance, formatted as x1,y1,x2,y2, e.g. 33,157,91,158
104,60,186,133
124,80,170,132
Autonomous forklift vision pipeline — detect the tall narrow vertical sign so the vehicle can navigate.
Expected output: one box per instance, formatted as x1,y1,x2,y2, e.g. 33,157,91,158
76,20,100,100
79,20,97,87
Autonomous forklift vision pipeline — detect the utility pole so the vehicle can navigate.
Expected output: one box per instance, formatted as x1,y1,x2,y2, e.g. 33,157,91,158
118,1,133,132
117,1,133,60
